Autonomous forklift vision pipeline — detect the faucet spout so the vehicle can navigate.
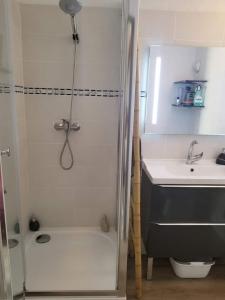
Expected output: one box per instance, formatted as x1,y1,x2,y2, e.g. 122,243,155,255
186,140,203,165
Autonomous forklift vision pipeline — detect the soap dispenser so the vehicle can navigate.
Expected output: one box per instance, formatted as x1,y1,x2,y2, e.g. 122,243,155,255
29,215,40,232
216,148,225,165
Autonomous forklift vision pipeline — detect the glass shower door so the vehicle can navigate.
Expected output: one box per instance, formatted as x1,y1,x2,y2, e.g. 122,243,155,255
0,0,139,298
0,157,12,300
0,0,24,298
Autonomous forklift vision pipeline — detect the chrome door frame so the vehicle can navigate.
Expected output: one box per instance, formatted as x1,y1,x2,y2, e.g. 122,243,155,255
0,156,13,300
0,0,14,298
2,0,140,298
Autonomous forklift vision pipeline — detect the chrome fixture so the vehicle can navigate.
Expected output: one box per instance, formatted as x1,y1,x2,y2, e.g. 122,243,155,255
0,148,10,157
59,0,81,43
57,0,82,170
59,0,81,15
186,140,203,165
54,119,80,132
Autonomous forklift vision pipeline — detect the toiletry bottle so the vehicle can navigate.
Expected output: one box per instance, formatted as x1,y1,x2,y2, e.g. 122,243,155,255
29,216,40,231
194,85,203,107
176,97,181,106
183,86,194,106
216,148,225,165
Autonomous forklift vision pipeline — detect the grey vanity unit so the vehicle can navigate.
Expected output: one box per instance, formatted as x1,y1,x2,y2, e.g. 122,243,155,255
141,162,225,279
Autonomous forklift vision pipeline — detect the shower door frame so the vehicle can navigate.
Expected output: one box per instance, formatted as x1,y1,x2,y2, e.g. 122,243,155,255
0,0,140,298
0,158,13,300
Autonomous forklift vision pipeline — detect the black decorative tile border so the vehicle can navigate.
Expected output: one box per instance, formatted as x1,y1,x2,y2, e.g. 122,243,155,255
1,83,147,99
15,85,121,98
0,84,11,94
24,87,121,98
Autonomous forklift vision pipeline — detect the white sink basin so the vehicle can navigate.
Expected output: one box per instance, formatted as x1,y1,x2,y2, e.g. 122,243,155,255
143,159,225,185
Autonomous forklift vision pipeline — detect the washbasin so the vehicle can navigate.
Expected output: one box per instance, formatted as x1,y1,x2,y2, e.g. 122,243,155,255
143,159,225,185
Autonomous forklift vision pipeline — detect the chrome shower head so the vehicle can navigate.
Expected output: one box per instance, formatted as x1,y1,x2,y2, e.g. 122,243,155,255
59,0,81,43
59,0,82,16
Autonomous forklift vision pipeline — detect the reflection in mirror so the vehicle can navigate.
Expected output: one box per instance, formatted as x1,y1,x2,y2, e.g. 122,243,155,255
144,45,225,135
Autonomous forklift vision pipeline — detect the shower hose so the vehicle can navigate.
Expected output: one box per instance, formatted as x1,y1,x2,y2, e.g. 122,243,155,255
59,36,78,170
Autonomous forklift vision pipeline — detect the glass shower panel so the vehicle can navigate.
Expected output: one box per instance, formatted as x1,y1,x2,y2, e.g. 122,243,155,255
0,0,139,297
0,0,24,298
21,0,123,294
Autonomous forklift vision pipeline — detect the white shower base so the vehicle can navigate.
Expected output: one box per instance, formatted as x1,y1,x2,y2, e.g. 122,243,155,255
25,227,117,292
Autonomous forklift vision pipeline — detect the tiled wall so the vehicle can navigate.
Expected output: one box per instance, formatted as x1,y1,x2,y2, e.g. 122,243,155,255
139,9,225,159
18,4,121,228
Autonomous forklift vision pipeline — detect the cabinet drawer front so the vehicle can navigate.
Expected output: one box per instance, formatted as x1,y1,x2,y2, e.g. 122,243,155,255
147,223,225,258
150,185,225,222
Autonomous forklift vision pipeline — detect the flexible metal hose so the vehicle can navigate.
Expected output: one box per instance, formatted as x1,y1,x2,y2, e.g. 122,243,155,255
59,21,78,170
59,125,74,170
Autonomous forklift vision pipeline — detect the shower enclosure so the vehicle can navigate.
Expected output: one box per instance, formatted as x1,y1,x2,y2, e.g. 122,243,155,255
0,0,139,299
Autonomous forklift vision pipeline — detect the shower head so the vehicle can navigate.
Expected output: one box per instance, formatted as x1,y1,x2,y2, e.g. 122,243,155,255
59,0,81,43
59,0,82,16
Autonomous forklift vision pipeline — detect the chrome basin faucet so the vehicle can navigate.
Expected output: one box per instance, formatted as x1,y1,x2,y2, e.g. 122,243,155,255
186,140,203,165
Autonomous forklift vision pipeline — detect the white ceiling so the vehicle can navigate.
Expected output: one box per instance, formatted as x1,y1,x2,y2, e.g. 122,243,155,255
17,0,225,12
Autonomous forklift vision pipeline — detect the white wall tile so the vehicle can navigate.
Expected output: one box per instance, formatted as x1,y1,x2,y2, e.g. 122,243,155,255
20,4,121,228
22,35,74,62
23,60,120,90
141,134,166,159
29,164,117,189
142,134,225,160
29,187,116,227
28,143,117,168
21,4,71,37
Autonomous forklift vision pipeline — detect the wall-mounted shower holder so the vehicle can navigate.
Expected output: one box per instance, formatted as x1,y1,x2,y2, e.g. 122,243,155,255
54,119,80,132
0,148,11,157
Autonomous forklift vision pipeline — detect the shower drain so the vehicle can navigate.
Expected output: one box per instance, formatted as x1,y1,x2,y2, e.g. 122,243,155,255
8,239,19,249
36,234,51,244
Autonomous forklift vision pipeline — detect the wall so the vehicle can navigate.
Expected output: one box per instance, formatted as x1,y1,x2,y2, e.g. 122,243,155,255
19,3,121,227
139,8,225,159
199,48,225,134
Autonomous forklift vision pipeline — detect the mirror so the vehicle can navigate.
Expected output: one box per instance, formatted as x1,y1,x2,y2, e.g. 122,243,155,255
144,45,225,135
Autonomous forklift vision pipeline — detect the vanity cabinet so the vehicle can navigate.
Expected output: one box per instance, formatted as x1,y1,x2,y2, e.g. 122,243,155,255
141,169,225,260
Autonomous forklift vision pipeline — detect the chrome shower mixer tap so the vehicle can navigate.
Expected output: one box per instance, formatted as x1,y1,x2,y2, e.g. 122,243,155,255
54,119,80,132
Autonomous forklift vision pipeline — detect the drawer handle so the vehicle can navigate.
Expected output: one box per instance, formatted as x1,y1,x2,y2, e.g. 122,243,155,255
154,223,225,226
159,185,225,188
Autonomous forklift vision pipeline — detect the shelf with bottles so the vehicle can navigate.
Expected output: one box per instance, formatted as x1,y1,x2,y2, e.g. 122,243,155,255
172,103,205,108
173,80,207,108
